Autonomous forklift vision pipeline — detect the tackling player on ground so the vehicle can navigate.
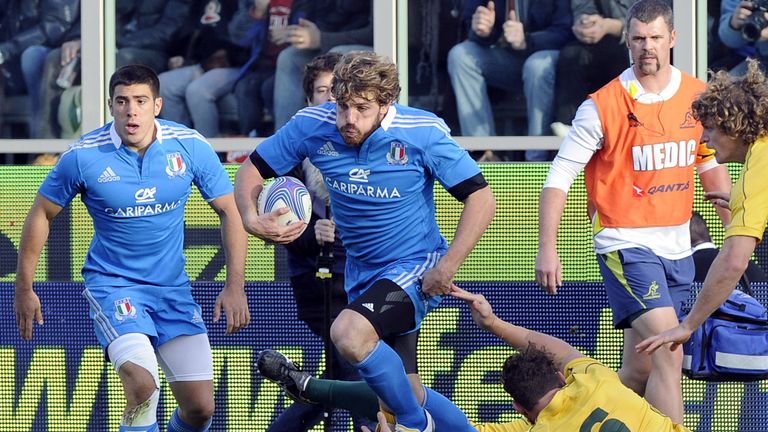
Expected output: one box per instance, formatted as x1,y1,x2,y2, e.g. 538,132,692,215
260,285,692,431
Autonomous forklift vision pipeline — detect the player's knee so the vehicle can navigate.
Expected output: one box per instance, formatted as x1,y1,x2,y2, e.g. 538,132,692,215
650,343,684,369
108,333,161,405
181,401,215,426
619,363,649,384
331,311,371,360
122,368,159,405
330,314,354,351
122,388,160,426
409,375,425,403
330,310,353,341
620,352,651,382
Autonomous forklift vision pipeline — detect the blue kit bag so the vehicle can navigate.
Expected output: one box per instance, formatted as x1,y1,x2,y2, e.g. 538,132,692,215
681,282,768,382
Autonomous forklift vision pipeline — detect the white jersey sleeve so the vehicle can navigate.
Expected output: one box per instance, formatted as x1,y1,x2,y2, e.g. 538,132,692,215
543,99,603,192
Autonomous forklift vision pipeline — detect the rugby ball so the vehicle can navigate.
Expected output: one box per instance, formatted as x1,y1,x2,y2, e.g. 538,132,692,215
257,176,312,226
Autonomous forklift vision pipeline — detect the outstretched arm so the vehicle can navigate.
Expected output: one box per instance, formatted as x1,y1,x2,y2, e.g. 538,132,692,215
15,194,63,340
208,192,250,334
422,185,495,296
450,286,583,372
637,234,757,353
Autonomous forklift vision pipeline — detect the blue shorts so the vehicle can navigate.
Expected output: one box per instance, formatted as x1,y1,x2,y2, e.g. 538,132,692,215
345,250,446,331
82,285,207,350
597,247,694,328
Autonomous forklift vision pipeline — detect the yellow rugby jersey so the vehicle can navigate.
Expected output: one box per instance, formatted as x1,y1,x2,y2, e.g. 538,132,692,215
725,136,768,242
530,357,690,432
473,419,532,432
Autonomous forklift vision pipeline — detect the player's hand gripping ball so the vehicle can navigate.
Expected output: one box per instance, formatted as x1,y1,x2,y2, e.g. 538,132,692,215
257,176,313,226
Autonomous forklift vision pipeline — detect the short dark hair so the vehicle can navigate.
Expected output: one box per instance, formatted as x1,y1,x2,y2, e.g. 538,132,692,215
627,0,673,31
501,344,562,411
690,211,712,246
108,64,160,99
303,52,342,101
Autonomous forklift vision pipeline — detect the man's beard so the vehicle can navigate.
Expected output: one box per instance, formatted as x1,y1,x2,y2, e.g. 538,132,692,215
639,62,660,75
338,123,378,147
637,55,661,75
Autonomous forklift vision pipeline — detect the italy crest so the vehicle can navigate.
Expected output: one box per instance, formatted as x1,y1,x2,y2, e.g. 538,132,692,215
166,152,187,177
114,298,138,321
386,142,408,165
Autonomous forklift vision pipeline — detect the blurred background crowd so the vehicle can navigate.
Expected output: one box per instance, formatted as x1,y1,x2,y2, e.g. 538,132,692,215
0,0,765,164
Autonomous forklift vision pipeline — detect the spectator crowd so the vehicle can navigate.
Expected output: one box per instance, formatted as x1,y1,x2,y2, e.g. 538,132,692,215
0,0,767,164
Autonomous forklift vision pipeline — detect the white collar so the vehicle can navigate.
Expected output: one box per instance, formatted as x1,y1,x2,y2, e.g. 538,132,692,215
109,119,163,148
692,241,717,253
379,104,397,131
619,66,681,103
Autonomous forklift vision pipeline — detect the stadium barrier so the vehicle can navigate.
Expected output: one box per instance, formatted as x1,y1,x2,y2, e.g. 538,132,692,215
1,281,766,431
1,164,764,285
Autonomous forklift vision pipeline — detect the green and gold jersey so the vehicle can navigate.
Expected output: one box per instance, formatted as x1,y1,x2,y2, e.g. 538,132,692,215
474,419,531,432
531,357,690,432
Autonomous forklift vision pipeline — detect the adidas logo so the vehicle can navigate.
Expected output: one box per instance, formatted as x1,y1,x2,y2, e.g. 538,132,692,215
191,309,203,323
317,141,339,157
98,167,121,183
362,303,374,312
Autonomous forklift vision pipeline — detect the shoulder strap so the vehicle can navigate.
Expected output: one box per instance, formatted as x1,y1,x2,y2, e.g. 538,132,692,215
739,273,755,297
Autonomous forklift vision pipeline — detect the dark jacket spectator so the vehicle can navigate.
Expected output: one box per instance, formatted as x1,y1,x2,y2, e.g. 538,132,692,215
572,0,632,24
447,0,572,161
0,0,80,66
550,0,632,131
115,0,193,72
183,0,247,70
464,0,573,53
0,0,80,140
157,0,248,138
271,0,373,129
229,0,303,136
229,0,301,71
116,0,192,52
302,0,372,53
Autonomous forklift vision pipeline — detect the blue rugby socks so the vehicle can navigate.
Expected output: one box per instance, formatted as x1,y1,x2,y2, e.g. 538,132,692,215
119,425,159,432
166,408,211,432
301,371,478,430
355,341,427,430
422,386,477,431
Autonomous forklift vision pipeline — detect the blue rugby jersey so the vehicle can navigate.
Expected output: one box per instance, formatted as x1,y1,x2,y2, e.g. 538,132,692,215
39,119,232,288
253,103,483,265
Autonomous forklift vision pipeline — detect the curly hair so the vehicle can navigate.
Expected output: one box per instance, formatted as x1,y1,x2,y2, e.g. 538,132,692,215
501,344,562,411
303,52,342,101
692,58,768,145
331,51,401,106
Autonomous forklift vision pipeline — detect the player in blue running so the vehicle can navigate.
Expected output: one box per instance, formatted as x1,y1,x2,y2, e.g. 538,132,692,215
235,51,496,432
14,64,250,432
